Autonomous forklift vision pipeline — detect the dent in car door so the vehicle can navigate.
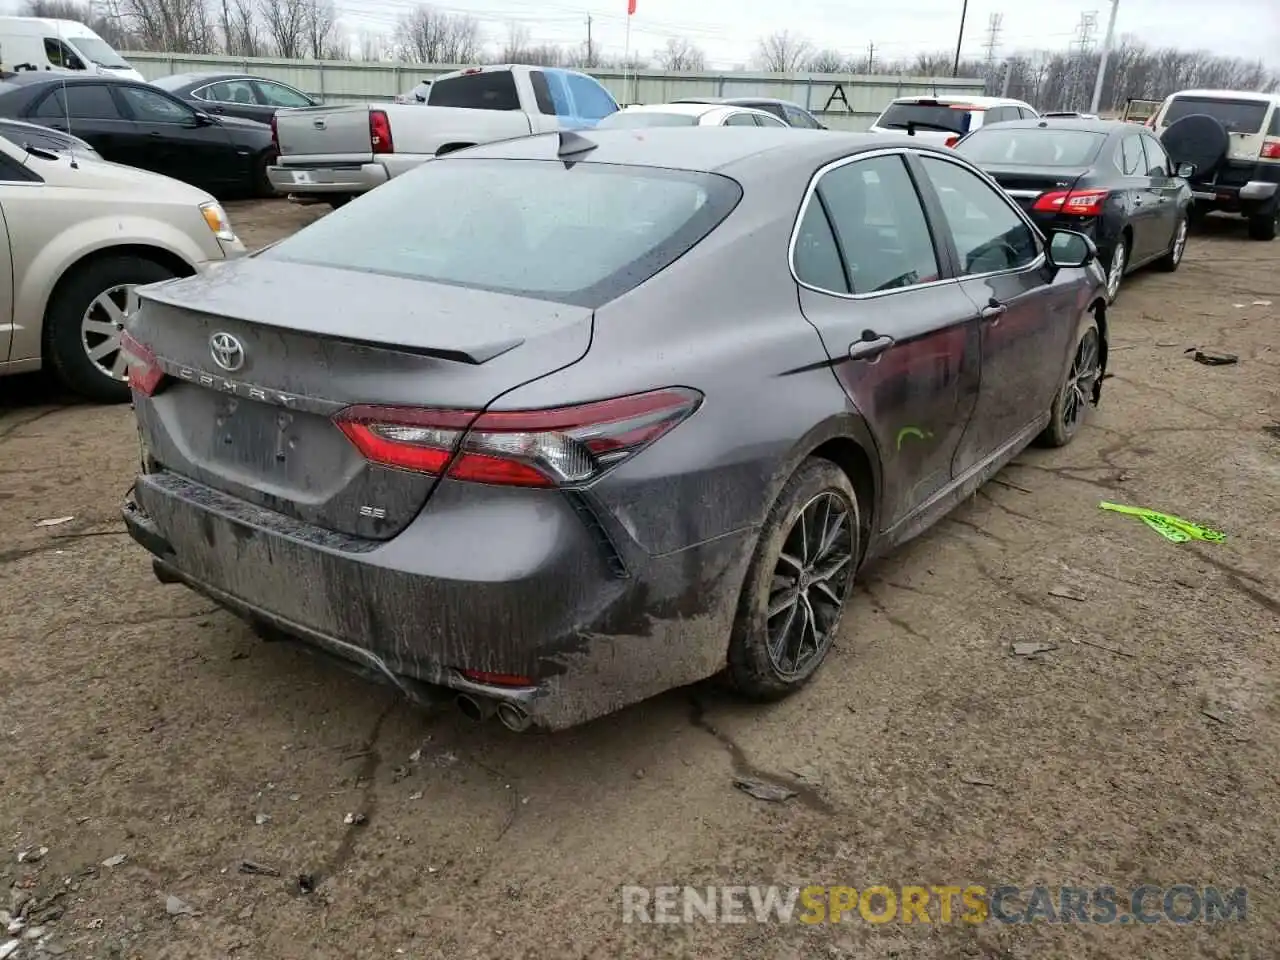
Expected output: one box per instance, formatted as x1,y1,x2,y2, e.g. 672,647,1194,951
793,152,981,530
914,153,1078,473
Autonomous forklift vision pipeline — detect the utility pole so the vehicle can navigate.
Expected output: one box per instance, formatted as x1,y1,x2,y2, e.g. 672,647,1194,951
1090,0,1120,115
952,0,969,77
982,12,1003,92
585,13,595,68
866,40,876,73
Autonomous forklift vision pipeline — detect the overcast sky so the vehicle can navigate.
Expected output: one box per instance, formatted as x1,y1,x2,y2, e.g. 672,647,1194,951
337,0,1279,67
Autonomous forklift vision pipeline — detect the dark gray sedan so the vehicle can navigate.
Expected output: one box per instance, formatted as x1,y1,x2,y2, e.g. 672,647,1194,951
151,72,319,124
120,128,1109,732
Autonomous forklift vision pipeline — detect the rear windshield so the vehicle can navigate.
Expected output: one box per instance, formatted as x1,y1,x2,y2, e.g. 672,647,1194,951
427,71,519,111
877,102,974,135
261,158,742,308
956,128,1107,166
596,112,700,128
1163,96,1269,133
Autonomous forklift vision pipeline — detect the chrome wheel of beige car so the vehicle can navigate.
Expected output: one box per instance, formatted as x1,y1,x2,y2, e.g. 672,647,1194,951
81,284,139,383
46,255,178,403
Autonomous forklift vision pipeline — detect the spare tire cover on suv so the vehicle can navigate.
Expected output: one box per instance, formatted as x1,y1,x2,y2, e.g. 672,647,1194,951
1160,113,1230,182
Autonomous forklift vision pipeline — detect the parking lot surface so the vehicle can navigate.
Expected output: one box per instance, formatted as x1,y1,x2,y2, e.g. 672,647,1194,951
1,199,1277,958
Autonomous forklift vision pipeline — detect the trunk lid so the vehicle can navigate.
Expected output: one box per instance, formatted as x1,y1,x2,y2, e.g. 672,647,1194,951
128,258,593,540
978,164,1090,211
274,104,373,161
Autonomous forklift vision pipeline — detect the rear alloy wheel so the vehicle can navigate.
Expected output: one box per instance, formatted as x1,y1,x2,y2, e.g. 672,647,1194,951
1155,217,1188,271
1105,240,1127,303
727,458,859,700
1247,209,1278,242
45,256,178,403
1038,320,1102,448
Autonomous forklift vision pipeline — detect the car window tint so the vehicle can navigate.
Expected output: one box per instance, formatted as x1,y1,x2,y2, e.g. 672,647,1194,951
1269,108,1280,137
43,38,82,69
529,70,556,115
119,86,195,123
255,81,311,107
793,197,849,293
919,155,1040,275
428,71,520,110
262,159,742,309
816,155,941,294
205,79,256,104
724,112,757,126
564,72,617,121
784,105,816,128
0,148,40,181
1163,96,1268,134
1141,136,1170,177
1119,135,1146,176
35,84,120,119
755,113,788,127
877,101,972,135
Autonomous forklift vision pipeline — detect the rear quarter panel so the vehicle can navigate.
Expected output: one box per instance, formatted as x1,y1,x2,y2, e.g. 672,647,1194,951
386,106,533,155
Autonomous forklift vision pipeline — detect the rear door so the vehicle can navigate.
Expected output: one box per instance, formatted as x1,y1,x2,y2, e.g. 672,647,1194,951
1139,133,1182,253
113,84,239,192
27,81,134,160
914,153,1078,472
794,150,982,530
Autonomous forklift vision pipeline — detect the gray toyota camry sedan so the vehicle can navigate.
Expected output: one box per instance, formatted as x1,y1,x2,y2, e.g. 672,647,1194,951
121,127,1109,732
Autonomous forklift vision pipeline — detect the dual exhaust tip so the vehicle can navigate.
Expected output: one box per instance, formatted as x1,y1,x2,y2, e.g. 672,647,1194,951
456,693,532,733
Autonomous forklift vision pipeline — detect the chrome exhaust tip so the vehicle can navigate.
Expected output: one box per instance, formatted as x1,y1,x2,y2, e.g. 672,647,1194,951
456,694,495,723
496,701,532,733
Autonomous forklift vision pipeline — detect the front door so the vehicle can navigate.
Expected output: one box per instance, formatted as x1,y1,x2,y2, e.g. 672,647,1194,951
794,151,981,530
912,153,1080,474
1117,132,1165,262
112,84,238,193
1140,134,1182,254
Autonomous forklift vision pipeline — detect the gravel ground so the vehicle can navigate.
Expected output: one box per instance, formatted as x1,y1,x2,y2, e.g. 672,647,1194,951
0,199,1277,959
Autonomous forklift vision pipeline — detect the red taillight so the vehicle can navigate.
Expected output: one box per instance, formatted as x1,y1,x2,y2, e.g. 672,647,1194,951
120,331,164,397
461,670,535,688
269,113,278,150
370,110,393,154
944,135,960,148
1261,139,1280,160
1033,188,1109,217
333,388,702,488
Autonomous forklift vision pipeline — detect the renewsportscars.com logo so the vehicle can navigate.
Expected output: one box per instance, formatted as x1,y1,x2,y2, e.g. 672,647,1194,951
620,885,1247,925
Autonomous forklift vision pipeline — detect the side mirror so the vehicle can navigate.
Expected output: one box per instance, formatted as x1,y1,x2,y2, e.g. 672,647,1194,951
1047,230,1096,269
1176,161,1196,179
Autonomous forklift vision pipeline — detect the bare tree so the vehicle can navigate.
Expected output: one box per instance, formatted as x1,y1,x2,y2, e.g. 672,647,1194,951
806,48,847,73
119,0,215,52
356,30,389,61
656,37,704,71
755,30,811,72
258,0,307,57
224,0,262,55
24,0,130,45
396,4,480,65
303,0,339,58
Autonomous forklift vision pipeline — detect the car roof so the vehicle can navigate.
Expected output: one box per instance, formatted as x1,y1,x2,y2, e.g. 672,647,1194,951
1167,89,1280,104
890,94,1030,107
152,72,243,87
0,72,137,88
450,127,959,176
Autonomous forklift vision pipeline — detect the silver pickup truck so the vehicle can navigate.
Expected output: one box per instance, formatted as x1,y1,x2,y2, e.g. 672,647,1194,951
267,64,620,205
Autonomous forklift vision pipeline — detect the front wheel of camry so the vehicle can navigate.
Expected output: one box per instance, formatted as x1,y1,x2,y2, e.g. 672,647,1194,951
727,458,860,701
1037,317,1102,449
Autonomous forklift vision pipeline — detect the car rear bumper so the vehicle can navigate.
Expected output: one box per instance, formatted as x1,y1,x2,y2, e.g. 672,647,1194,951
267,155,428,194
1189,163,1280,214
122,470,752,731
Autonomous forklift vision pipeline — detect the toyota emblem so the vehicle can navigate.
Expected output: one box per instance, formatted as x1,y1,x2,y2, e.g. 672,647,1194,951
210,331,245,372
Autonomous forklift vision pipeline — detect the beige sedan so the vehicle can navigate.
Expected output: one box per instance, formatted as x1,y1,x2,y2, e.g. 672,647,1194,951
0,135,246,401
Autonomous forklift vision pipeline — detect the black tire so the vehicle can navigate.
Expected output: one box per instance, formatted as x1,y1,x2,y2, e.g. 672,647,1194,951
1155,216,1188,271
1187,204,1210,229
1160,114,1229,184
325,195,352,209
1037,316,1102,449
44,255,178,403
1247,208,1278,242
727,458,860,701
254,150,277,198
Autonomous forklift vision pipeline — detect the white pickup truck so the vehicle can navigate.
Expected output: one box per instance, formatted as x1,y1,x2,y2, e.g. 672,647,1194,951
267,64,620,205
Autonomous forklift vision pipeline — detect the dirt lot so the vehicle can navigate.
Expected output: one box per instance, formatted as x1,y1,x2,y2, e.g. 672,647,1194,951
1,198,1277,959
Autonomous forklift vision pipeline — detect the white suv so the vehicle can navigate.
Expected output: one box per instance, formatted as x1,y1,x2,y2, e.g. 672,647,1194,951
1151,89,1280,241
868,95,1039,147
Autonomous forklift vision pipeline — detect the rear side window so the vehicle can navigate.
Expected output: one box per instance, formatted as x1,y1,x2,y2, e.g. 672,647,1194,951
793,199,849,293
263,159,742,308
724,112,757,127
1118,135,1146,175
1162,96,1269,133
877,101,971,135
203,79,255,104
755,113,788,128
34,84,120,119
784,105,819,128
529,70,556,115
428,71,519,111
1270,108,1280,137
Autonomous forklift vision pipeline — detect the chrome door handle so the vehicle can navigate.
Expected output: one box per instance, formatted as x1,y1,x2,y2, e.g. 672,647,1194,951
981,301,1007,322
849,334,894,361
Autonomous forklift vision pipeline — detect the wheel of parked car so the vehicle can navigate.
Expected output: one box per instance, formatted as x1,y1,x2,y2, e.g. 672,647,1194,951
1103,235,1128,304
727,458,861,700
1159,114,1229,184
1037,315,1103,449
44,255,179,403
1155,216,1189,272
254,149,278,199
1247,207,1278,242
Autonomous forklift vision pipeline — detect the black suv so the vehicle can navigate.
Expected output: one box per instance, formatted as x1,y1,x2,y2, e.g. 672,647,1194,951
1154,90,1280,241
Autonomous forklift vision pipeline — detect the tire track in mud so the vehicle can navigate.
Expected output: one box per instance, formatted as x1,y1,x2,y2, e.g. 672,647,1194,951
0,407,66,443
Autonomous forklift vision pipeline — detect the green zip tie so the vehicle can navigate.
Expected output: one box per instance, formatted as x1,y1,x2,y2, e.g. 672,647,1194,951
1099,501,1227,543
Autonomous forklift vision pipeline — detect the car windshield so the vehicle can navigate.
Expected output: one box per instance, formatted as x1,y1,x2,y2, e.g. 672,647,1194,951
956,128,1107,166
1163,96,1269,133
68,36,129,69
262,158,742,308
595,112,700,128
877,102,974,134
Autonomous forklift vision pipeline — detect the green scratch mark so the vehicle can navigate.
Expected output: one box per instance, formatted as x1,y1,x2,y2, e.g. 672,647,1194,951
896,426,933,451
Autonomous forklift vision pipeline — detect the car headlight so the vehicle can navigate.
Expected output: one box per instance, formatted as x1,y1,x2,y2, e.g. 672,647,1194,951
200,201,237,242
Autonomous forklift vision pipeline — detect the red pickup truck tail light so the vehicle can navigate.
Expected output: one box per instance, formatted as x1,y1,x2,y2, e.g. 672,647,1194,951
370,110,394,154
1261,139,1280,161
